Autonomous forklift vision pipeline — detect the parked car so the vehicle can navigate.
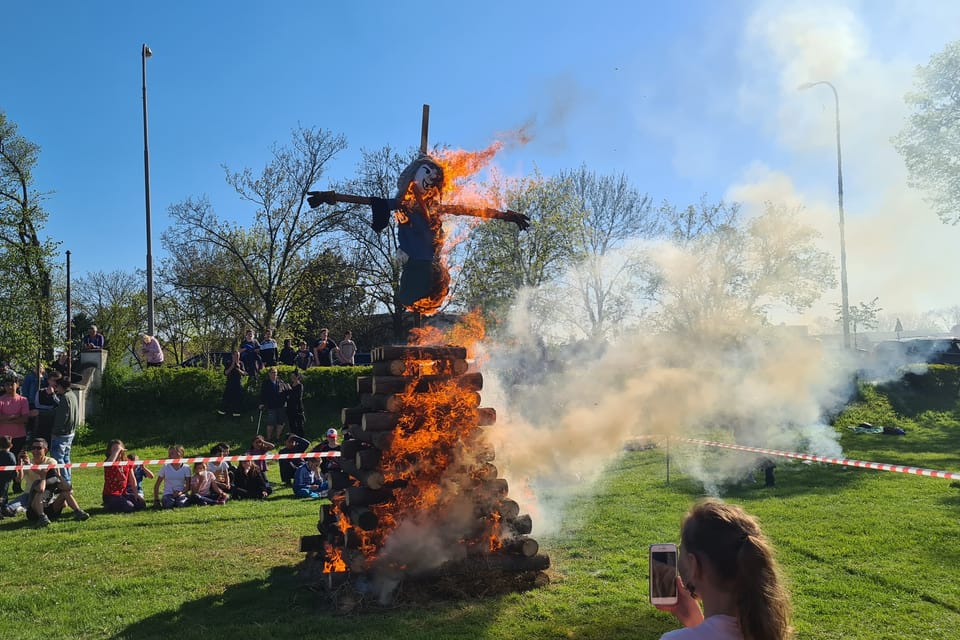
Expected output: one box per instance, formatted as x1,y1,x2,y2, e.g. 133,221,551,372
179,352,233,368
873,338,960,366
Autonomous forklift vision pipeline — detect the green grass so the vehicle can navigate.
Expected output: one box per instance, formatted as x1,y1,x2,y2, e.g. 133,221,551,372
1,382,959,640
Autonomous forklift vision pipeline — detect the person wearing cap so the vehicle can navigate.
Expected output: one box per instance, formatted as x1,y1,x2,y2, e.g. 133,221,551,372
312,428,341,474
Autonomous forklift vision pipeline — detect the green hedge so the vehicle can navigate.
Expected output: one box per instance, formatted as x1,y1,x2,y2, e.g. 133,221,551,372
876,364,960,414
99,364,372,417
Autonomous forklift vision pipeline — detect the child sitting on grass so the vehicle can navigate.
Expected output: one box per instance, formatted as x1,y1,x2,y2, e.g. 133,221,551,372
153,445,191,509
293,458,328,499
189,461,228,505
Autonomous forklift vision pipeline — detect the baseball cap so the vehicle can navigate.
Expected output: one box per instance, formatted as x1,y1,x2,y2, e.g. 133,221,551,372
326,428,338,438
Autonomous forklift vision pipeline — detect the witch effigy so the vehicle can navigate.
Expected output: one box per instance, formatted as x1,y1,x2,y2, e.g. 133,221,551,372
307,107,530,316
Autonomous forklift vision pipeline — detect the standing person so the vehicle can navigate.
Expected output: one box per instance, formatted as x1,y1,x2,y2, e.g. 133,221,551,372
141,334,164,368
284,371,306,437
278,338,297,366
153,445,192,509
312,328,337,367
239,329,262,387
336,330,357,365
654,499,792,640
33,370,61,445
218,351,245,417
259,367,288,442
259,329,278,367
0,435,17,508
0,373,34,458
294,340,314,370
102,440,145,513
50,377,79,484
82,325,105,351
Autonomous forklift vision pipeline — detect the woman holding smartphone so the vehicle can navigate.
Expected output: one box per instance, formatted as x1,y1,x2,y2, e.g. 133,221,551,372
655,499,792,640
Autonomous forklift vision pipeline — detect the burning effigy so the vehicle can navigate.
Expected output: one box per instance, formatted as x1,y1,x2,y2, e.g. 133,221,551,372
300,109,546,607
307,106,530,316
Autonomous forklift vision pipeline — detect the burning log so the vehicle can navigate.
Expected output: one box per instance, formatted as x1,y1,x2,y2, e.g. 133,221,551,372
372,345,468,361
347,506,379,531
357,376,373,394
325,469,355,491
338,459,386,490
362,390,482,412
344,486,395,507
361,406,495,432
371,372,483,395
299,534,326,553
347,428,393,451
371,358,470,377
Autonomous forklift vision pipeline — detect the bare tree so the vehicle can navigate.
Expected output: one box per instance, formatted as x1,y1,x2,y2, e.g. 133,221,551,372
72,270,145,365
162,126,347,332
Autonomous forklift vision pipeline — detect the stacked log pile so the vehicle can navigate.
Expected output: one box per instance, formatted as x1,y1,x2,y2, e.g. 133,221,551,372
300,344,549,601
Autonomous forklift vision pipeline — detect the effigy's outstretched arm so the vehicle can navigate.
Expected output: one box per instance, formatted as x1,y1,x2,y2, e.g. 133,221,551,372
306,191,375,208
437,204,531,231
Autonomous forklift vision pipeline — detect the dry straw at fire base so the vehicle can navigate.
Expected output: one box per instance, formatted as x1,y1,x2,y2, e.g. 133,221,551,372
299,344,549,607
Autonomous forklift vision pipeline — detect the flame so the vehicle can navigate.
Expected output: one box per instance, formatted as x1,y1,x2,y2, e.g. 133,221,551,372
323,543,347,573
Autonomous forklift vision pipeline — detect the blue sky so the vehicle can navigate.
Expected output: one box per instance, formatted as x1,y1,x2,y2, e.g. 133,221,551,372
4,1,959,326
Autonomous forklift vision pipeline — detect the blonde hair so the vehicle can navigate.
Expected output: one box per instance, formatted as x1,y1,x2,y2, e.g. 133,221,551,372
680,499,792,640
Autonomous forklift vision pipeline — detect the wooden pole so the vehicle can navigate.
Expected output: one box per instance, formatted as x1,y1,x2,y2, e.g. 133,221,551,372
420,104,430,155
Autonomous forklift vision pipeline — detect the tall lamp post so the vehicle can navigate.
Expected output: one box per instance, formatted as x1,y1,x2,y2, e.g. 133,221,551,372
799,80,850,349
142,43,155,336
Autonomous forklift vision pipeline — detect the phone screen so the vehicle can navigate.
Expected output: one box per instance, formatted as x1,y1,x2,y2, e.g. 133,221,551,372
649,547,678,602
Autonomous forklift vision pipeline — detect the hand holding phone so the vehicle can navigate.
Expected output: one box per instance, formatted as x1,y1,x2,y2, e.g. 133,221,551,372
649,543,679,606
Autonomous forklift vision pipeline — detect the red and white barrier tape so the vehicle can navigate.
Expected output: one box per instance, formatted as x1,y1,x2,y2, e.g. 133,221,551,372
676,438,960,481
0,450,340,472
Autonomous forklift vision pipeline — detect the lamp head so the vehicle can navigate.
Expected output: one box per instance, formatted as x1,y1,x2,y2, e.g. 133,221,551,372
143,44,153,58
797,82,816,91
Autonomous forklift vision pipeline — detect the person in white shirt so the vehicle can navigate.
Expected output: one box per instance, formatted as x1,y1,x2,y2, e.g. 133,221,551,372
154,445,192,508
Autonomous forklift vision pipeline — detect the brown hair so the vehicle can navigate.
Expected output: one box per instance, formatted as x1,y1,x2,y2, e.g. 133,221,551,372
680,499,792,640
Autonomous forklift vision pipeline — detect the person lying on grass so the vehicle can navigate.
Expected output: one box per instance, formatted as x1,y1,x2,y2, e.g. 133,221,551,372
655,499,792,640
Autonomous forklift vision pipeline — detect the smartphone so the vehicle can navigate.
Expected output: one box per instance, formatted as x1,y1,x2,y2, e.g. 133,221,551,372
649,543,679,605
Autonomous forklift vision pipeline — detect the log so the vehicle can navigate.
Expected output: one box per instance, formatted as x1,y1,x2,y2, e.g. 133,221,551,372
299,534,326,553
362,412,400,432
356,448,381,469
480,478,509,496
371,358,470,377
477,407,497,426
347,506,379,531
325,469,355,491
356,376,373,394
371,372,483,395
349,429,393,450
503,536,539,557
366,390,480,413
341,406,366,426
471,462,498,481
507,514,533,536
344,486,395,507
338,459,386,490
339,438,369,461
373,345,468,361
497,499,520,521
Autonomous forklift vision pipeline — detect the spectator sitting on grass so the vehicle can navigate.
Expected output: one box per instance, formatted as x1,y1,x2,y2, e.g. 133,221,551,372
189,461,228,505
153,445,191,509
231,459,272,500
246,435,276,485
102,439,146,513
654,498,792,640
293,458,328,498
278,433,310,485
206,443,233,494
4,438,89,526
127,452,154,497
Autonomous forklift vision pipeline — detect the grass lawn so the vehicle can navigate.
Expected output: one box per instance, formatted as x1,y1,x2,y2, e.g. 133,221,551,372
1,385,958,640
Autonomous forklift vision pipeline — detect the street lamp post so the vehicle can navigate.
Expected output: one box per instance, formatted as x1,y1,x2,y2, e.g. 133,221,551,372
142,43,155,337
799,80,850,349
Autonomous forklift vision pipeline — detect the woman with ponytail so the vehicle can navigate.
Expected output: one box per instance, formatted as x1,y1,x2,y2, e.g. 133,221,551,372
656,499,792,640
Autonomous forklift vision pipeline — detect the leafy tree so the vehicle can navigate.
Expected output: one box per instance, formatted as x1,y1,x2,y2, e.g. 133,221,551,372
0,111,59,366
652,202,836,338
455,171,583,326
162,126,348,333
893,40,960,224
838,297,881,349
